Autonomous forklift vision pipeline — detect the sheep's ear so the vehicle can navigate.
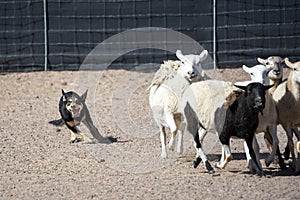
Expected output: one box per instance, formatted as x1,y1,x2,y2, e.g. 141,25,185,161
285,58,294,69
196,50,208,64
81,90,88,102
234,82,248,91
264,84,274,91
257,57,268,65
242,65,251,73
176,50,187,63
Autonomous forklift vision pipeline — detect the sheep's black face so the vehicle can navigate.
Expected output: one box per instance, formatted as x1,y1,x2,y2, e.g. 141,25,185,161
246,83,266,111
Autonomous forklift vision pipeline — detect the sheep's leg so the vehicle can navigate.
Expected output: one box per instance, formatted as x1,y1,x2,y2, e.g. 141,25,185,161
263,131,273,153
245,134,264,176
243,140,251,170
216,144,232,169
160,126,167,158
265,126,279,167
283,126,295,164
198,127,208,144
293,128,300,155
174,113,183,154
243,138,260,173
216,133,232,169
166,114,178,152
253,136,262,170
283,126,296,160
193,132,214,174
264,130,286,169
193,128,207,167
176,130,183,154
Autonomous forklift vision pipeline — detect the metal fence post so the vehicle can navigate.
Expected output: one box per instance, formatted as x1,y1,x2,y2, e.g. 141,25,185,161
213,0,217,69
43,0,48,71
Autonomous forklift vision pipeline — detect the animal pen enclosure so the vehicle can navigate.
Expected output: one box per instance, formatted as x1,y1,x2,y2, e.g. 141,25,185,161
0,0,299,72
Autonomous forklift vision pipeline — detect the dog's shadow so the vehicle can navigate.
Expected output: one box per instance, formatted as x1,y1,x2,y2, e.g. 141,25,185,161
96,136,130,144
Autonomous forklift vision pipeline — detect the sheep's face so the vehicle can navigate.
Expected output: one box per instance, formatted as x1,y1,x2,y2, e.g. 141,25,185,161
179,61,200,83
234,82,273,112
246,83,266,111
176,49,208,82
285,58,300,84
242,64,273,85
257,56,284,81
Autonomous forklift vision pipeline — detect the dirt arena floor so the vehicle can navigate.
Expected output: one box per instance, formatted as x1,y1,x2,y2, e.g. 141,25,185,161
0,67,300,199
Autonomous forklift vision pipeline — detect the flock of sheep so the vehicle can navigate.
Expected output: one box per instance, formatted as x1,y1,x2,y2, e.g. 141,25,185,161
148,49,300,176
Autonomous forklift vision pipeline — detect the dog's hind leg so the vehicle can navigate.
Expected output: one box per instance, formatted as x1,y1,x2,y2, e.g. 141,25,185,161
83,118,104,141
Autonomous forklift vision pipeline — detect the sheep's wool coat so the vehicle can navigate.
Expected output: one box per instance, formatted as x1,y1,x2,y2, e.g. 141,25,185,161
149,60,182,88
182,80,238,135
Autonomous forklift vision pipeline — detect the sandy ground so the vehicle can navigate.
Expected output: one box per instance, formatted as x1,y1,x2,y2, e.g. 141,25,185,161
0,68,300,199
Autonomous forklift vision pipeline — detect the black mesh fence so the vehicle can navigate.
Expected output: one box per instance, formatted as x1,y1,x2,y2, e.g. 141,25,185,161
0,0,45,72
0,0,299,72
216,0,300,68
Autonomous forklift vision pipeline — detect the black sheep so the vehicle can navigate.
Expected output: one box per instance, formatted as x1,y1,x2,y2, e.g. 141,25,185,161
216,82,272,176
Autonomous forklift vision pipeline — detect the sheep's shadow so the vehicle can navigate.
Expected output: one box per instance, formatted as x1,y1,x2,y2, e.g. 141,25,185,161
207,152,270,161
206,153,300,177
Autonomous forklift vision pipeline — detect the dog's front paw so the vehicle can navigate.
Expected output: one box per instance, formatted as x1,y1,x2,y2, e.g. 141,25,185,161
70,137,83,143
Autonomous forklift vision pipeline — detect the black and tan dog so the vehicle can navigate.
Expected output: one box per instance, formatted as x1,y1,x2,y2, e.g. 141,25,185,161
49,89,104,143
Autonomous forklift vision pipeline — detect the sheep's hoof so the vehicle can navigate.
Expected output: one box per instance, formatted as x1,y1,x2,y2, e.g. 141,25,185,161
205,161,215,174
264,158,272,167
283,147,290,160
289,160,296,170
193,157,202,168
176,147,183,155
215,162,224,169
278,158,287,170
215,156,231,169
256,170,265,177
168,144,174,151
161,152,167,159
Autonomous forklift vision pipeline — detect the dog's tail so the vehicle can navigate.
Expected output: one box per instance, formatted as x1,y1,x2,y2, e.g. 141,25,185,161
49,119,64,126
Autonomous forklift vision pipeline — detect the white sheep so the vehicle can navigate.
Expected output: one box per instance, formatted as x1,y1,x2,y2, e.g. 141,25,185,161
148,49,208,158
242,63,286,169
241,64,273,85
257,56,285,94
272,58,300,166
258,56,300,160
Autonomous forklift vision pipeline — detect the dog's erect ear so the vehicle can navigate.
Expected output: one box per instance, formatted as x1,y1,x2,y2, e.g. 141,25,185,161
81,90,88,102
62,89,67,101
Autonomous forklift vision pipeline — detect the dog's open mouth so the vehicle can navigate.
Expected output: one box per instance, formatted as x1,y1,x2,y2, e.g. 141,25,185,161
72,108,81,118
